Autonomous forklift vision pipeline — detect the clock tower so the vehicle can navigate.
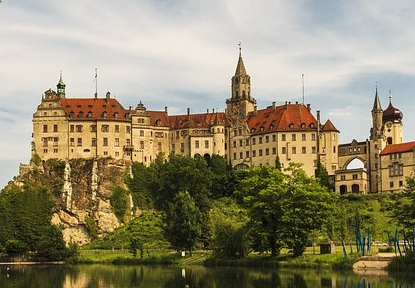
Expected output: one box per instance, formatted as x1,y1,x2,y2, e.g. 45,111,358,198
226,48,256,119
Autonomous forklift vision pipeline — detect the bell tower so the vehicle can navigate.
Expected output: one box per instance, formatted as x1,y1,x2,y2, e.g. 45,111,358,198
226,47,256,119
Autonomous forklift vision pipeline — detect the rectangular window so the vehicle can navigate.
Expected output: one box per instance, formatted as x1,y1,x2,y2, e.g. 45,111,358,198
352,174,358,180
312,147,316,154
53,125,58,132
239,139,243,147
341,175,346,181
259,137,263,144
292,134,296,141
70,125,74,133
53,149,58,153
126,126,131,133
233,141,236,148
43,138,48,147
292,147,296,154
91,138,97,147
311,133,316,141
102,125,109,132
272,147,276,154
265,148,269,155
70,138,74,147
115,125,119,133
43,125,48,133
399,180,403,187
195,140,200,148
90,125,97,132
252,150,256,157
126,139,131,146
265,136,269,143
301,134,305,141
282,134,286,141
205,140,209,148
302,147,306,154
115,151,120,157
233,153,237,160
246,139,250,146
180,143,184,152
76,125,83,132
282,147,286,154
272,134,276,142
53,137,58,146
390,181,394,188
77,138,82,147
103,138,108,146
103,151,108,156
246,151,250,158
140,141,144,149
239,152,243,159
140,130,144,137
252,138,256,145
115,138,119,147
259,149,263,156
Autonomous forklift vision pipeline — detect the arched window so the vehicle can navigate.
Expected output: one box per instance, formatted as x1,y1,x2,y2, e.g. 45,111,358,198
340,185,347,195
352,184,360,193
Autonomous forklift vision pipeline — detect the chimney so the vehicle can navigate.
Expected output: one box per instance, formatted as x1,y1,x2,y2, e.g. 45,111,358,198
106,91,111,103
165,106,168,113
272,101,276,110
307,104,311,110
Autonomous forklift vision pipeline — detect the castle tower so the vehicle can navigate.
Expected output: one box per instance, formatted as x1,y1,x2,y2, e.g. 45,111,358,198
226,48,256,119
382,92,403,145
369,87,386,192
57,73,66,98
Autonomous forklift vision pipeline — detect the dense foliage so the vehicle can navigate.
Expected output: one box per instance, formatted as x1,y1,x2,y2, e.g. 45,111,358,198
0,184,75,260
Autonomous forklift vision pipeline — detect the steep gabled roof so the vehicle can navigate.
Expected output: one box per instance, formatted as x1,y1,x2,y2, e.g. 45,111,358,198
59,97,129,121
246,103,318,134
380,141,415,155
168,112,232,130
321,119,339,132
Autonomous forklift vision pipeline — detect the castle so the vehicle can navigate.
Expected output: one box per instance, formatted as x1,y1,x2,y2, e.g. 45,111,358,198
31,50,413,194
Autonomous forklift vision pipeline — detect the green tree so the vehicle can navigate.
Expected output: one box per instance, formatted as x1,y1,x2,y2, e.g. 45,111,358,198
315,161,334,191
126,162,154,209
150,155,213,212
164,191,202,256
284,163,337,256
388,176,415,233
239,164,336,257
239,166,286,256
207,198,249,258
110,185,130,222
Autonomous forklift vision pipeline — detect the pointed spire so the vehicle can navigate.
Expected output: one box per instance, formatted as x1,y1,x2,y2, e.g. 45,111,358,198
371,85,382,112
234,43,247,76
388,89,392,104
57,71,66,98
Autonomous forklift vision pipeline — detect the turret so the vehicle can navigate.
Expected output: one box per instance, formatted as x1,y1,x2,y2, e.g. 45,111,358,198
57,73,66,98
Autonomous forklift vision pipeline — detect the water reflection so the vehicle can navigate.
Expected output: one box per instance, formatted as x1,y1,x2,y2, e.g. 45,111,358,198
0,264,414,287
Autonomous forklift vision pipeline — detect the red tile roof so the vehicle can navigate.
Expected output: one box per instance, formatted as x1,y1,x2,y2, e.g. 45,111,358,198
168,112,232,129
321,119,339,132
247,103,318,134
380,141,415,155
59,97,129,121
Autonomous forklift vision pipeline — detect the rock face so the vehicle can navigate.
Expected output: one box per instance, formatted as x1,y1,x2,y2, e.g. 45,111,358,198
15,158,131,245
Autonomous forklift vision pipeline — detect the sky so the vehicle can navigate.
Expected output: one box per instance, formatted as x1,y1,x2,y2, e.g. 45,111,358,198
1,0,415,188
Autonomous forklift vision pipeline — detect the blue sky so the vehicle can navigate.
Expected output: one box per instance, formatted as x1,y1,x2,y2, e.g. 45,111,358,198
1,0,415,188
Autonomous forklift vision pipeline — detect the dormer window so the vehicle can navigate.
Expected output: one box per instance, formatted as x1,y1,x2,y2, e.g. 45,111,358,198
102,111,107,118
68,111,74,119
301,123,306,129
260,126,265,132
289,123,294,129
113,112,119,119
87,111,92,118
78,111,84,118
310,123,315,129
251,128,256,133
155,119,161,126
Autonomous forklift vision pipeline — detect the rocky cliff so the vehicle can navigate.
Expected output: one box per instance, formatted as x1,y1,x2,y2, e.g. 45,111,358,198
14,158,131,245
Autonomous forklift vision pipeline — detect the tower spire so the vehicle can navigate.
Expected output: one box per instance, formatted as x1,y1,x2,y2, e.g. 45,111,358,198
372,84,382,112
57,71,66,98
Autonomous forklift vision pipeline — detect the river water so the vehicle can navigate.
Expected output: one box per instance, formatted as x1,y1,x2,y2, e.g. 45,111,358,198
0,264,414,287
